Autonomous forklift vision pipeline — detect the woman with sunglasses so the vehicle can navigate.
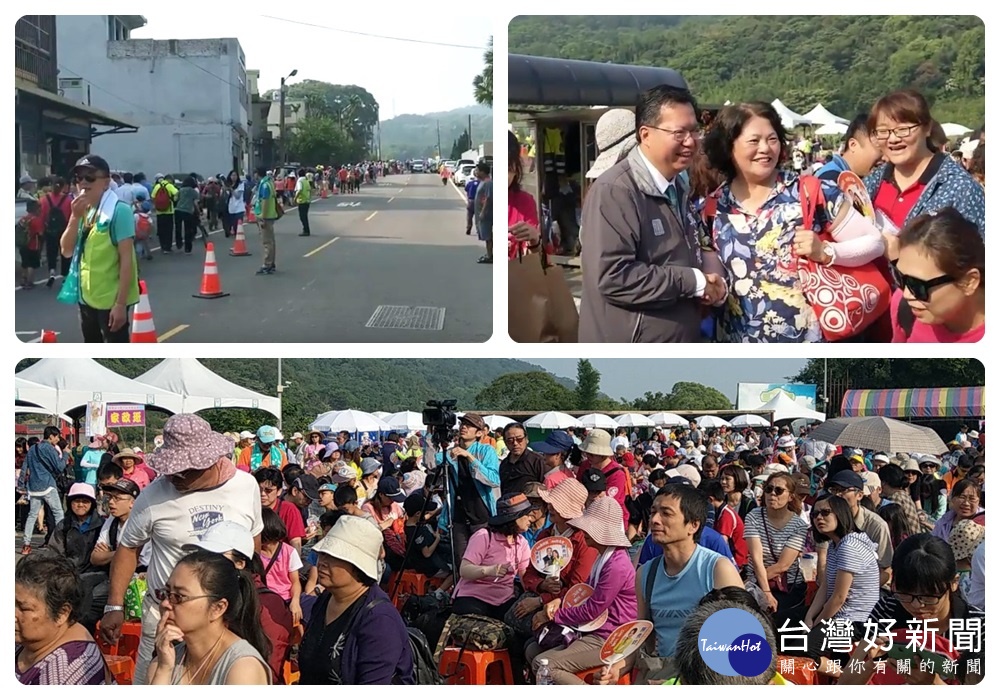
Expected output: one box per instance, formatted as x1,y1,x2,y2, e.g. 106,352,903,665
802,495,880,678
744,473,809,621
891,208,984,342
839,534,983,685
149,550,270,684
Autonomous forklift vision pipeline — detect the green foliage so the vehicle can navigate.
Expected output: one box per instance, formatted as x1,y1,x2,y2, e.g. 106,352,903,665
289,116,357,166
626,382,732,412
475,372,577,412
379,105,492,161
790,359,984,388
450,130,472,160
474,36,493,107
575,360,601,411
508,16,985,124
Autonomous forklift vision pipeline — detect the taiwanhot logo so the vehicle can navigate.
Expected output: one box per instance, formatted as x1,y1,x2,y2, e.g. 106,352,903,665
697,608,772,677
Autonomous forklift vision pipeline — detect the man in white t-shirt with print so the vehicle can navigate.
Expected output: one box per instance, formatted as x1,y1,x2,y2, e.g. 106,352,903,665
98,414,263,685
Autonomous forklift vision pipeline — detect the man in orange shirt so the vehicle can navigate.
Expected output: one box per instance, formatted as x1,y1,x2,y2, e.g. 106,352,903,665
236,425,289,472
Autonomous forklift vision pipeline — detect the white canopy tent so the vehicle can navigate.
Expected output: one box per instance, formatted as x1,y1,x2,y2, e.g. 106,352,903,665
615,413,655,428
371,411,392,420
15,377,60,416
647,412,687,427
941,122,972,138
15,358,184,416
483,415,514,431
525,411,581,430
135,358,280,418
15,407,73,422
771,99,812,129
578,413,618,430
755,392,826,424
802,103,849,126
815,123,848,136
730,414,771,428
382,411,424,432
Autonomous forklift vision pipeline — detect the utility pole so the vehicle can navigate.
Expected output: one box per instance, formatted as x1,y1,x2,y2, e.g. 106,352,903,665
823,358,829,416
468,113,473,150
278,69,298,166
436,119,441,159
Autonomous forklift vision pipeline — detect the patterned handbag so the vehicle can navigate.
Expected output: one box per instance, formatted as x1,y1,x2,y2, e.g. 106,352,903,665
796,175,890,341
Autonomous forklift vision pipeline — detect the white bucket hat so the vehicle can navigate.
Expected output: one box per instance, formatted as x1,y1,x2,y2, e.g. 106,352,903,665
585,109,637,179
312,515,382,580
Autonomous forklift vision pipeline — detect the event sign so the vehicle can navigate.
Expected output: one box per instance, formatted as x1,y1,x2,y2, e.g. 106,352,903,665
600,621,653,665
563,583,609,633
85,401,107,437
107,404,146,428
531,536,573,576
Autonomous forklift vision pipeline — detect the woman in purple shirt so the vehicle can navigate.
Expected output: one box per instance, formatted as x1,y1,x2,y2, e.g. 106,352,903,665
526,496,638,684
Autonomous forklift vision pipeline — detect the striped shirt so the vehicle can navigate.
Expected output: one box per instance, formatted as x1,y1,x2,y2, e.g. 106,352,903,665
825,532,880,621
744,508,809,586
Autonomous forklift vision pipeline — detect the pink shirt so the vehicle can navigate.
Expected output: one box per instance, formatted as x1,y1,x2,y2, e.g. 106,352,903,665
890,289,985,343
543,466,575,490
122,465,151,490
508,188,540,260
453,528,530,606
260,542,303,601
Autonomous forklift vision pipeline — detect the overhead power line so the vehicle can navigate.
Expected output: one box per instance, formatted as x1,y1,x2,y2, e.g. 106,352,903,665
260,16,487,50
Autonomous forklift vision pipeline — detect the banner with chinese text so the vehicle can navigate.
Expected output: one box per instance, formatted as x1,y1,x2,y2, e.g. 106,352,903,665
107,404,146,428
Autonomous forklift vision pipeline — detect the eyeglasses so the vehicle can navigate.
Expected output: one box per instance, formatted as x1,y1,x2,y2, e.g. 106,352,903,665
507,436,526,444
108,494,134,503
152,588,219,606
260,486,279,495
73,172,107,184
811,508,834,519
763,485,787,496
952,494,980,504
894,591,946,606
890,263,956,303
826,485,858,496
872,125,921,141
645,124,703,142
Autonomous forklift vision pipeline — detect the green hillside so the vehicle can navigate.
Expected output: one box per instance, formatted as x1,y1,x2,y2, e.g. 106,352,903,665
380,105,493,160
15,358,567,435
509,15,985,126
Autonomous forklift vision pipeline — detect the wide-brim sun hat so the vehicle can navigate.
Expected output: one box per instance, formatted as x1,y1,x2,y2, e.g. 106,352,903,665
146,414,234,476
580,429,613,457
585,108,637,179
312,515,383,580
538,478,588,520
112,447,144,467
568,495,631,548
488,492,535,527
183,520,255,560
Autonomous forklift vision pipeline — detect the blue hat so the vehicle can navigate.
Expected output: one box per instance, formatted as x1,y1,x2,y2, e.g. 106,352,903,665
256,425,278,443
343,439,360,452
528,430,575,455
377,476,405,502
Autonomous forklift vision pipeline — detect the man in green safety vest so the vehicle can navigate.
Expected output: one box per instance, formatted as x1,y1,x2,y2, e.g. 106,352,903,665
294,167,312,236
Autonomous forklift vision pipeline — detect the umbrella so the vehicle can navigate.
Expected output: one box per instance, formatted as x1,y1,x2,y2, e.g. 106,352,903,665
731,414,771,428
695,415,731,429
578,413,618,429
371,411,392,420
525,411,582,430
483,414,514,431
941,122,972,138
647,412,687,427
615,413,655,428
310,409,388,433
807,416,947,455
382,411,424,432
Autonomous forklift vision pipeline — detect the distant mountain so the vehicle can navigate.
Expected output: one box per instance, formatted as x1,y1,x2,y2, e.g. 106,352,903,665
15,358,568,433
380,105,492,160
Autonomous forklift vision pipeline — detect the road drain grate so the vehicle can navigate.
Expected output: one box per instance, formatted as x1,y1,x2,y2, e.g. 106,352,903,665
365,305,446,331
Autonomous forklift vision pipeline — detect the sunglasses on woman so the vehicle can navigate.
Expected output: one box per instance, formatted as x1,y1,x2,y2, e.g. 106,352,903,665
890,262,955,303
152,587,218,606
811,507,834,519
763,485,786,496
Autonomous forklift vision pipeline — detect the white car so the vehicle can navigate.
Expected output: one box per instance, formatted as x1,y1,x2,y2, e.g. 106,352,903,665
453,164,476,186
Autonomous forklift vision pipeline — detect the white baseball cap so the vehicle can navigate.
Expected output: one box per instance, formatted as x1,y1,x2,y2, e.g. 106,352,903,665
183,520,255,560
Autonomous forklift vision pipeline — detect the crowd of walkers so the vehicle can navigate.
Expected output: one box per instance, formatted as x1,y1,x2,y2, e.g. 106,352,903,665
15,414,985,685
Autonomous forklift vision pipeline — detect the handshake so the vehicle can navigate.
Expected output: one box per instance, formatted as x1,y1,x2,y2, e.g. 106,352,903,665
701,272,727,306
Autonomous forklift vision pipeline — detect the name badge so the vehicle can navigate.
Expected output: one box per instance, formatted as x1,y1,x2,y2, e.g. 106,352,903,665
651,218,665,237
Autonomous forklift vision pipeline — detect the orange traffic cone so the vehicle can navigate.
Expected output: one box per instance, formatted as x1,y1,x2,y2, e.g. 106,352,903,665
193,242,230,299
40,329,57,343
332,181,339,195
131,280,158,342
246,204,256,224
229,220,251,257
321,182,328,199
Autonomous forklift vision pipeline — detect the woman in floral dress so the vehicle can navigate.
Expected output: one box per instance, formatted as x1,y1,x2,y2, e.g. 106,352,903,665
702,102,884,342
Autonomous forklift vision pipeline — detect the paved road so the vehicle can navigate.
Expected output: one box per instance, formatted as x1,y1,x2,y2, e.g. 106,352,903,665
15,174,492,343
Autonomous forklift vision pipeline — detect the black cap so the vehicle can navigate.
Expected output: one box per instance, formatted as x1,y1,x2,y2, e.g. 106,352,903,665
293,475,320,500
72,154,111,175
403,492,431,517
829,470,864,490
103,478,140,499
581,468,607,493
377,475,406,502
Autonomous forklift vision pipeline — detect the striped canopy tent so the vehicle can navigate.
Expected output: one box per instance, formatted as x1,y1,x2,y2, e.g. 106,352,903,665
841,387,984,419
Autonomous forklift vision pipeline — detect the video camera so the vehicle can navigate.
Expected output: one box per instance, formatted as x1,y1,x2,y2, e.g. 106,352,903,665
422,399,458,429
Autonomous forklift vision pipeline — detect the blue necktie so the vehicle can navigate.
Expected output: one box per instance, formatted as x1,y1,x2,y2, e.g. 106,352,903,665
665,183,680,209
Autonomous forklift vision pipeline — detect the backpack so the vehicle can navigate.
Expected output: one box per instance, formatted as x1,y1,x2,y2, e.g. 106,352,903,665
153,183,172,212
406,626,442,685
15,217,31,248
135,213,152,240
44,194,69,237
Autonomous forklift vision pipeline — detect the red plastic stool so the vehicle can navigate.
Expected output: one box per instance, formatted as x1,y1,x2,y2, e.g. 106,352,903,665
104,654,135,685
388,571,430,609
575,666,632,684
95,620,143,663
438,648,513,685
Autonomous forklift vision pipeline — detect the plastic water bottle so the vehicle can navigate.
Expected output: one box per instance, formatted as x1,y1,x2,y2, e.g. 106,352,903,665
537,659,554,685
